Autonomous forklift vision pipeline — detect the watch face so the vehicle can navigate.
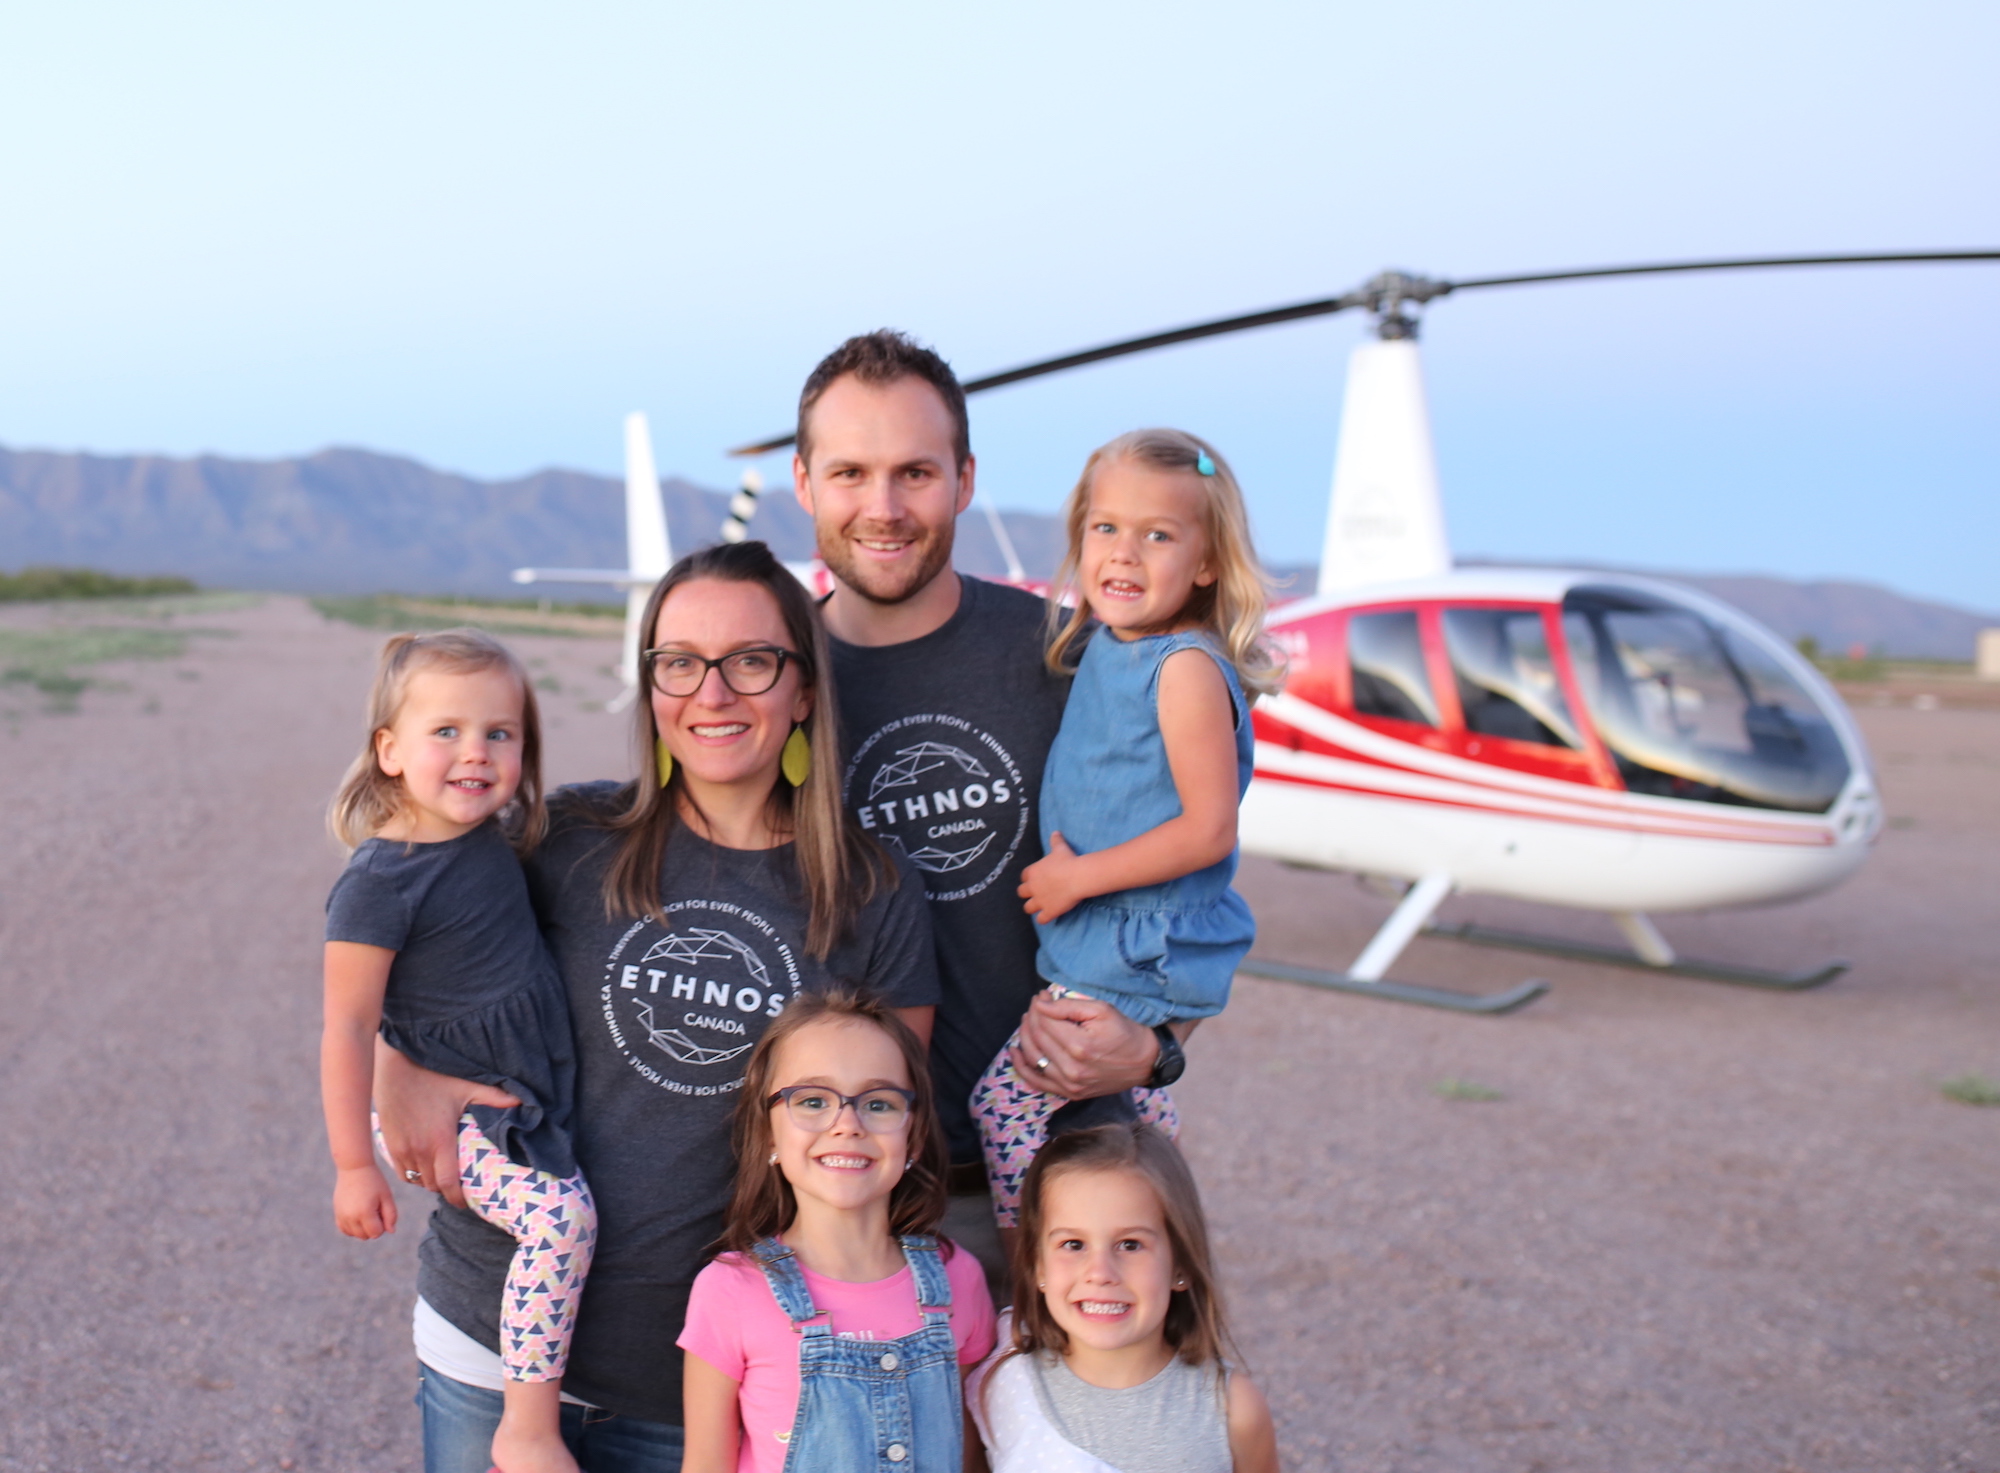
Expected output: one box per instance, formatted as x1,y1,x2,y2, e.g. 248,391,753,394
1151,1029,1186,1088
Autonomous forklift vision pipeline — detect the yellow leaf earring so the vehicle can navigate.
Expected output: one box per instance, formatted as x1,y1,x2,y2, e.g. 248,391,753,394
781,725,811,787
656,738,674,788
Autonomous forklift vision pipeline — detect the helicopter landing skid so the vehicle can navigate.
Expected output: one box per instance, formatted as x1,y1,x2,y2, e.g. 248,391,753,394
1236,958,1549,1015
1238,871,1548,1014
1422,921,1848,992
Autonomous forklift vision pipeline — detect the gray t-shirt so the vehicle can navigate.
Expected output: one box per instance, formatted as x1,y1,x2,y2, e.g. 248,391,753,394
1029,1351,1233,1473
832,575,1101,1162
325,820,577,1178
415,783,941,1424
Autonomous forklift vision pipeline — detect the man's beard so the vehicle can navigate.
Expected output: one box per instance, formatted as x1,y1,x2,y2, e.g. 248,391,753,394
819,518,956,607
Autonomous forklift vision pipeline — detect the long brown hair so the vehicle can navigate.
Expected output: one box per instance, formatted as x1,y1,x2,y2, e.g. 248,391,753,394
1005,1122,1235,1371
602,540,892,956
1046,428,1282,697
720,988,950,1253
326,628,546,854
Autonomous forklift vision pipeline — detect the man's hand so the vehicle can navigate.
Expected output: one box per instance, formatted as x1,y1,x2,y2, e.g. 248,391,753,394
373,1039,519,1209
334,1164,399,1240
1010,990,1161,1101
1017,832,1096,926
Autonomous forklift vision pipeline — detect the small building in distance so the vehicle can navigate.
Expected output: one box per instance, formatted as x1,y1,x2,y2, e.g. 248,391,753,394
1978,629,2000,681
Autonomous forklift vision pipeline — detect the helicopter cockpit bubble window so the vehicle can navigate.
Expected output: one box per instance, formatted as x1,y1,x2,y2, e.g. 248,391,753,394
1347,610,1439,727
1442,608,1581,749
1561,587,1852,813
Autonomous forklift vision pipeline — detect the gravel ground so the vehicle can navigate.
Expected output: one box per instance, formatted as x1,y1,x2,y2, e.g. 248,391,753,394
1,594,1994,1472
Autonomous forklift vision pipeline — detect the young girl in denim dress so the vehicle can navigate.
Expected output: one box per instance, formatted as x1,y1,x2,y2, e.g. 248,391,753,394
970,429,1279,1227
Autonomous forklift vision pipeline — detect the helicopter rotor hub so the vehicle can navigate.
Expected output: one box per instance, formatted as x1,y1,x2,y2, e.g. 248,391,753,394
1358,269,1452,340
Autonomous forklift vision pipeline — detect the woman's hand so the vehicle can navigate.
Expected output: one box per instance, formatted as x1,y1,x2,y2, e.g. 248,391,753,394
334,1164,398,1239
373,1039,519,1209
1017,832,1096,925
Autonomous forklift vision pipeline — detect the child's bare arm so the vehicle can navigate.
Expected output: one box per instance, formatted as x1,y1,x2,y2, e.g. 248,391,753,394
322,941,398,1238
1019,648,1240,923
680,1352,744,1473
1226,1370,1279,1473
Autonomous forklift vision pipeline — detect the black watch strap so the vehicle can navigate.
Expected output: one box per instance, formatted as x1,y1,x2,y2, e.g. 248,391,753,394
1147,1024,1186,1089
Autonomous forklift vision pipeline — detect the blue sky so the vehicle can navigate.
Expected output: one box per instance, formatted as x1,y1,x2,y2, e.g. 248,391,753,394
2,1,1994,609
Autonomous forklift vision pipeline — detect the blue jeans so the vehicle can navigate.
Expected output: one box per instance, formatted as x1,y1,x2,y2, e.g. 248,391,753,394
417,1364,685,1473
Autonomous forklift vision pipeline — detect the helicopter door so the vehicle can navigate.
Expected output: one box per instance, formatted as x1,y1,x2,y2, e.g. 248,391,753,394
1341,608,1455,754
1433,605,1613,787
1254,605,1455,757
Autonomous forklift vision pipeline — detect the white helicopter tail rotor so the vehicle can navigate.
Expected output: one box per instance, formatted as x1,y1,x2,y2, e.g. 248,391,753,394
1317,337,1453,595
611,413,674,713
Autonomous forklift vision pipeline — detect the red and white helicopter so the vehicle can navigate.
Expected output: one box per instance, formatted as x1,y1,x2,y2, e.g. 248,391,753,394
518,250,1996,1012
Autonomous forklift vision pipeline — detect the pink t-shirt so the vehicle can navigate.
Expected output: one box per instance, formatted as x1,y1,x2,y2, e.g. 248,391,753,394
678,1240,997,1473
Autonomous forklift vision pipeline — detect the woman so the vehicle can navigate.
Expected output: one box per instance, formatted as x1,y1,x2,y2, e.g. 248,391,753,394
374,541,940,1473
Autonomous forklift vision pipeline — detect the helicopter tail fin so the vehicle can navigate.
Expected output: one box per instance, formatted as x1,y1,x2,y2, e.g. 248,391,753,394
624,413,672,583
614,413,673,711
1317,339,1453,595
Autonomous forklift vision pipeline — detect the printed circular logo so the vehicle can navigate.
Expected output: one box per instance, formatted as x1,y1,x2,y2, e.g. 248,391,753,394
598,898,801,1096
844,714,1028,903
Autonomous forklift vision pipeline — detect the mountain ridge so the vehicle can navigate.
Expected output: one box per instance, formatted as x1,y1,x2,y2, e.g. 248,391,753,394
2,441,1991,658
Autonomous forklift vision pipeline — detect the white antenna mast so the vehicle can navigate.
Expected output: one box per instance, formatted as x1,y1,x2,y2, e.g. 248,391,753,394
982,500,1026,583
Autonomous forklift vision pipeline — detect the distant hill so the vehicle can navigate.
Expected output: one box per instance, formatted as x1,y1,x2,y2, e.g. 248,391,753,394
2,442,1992,657
0,442,1042,600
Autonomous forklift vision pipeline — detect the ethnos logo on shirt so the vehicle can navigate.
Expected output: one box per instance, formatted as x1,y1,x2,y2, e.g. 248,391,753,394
598,898,801,1095
843,713,1029,903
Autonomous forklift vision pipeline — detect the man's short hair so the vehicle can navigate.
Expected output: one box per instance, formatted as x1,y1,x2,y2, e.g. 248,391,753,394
796,330,971,471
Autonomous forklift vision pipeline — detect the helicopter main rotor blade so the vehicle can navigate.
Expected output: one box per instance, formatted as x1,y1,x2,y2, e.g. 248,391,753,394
725,248,1998,456
1444,248,2000,295
725,293,1369,455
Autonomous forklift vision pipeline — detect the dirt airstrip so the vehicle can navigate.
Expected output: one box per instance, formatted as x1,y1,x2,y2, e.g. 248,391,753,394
0,593,1995,1472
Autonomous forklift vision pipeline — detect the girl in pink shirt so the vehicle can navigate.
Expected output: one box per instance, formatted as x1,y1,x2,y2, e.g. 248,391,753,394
680,989,996,1473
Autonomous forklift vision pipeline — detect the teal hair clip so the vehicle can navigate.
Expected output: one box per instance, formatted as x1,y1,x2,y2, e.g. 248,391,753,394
1194,450,1216,476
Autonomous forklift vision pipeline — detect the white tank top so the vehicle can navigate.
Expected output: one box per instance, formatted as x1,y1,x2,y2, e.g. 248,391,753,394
968,1319,1232,1473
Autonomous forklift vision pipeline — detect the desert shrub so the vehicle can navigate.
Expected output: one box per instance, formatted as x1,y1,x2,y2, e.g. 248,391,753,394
0,567,198,601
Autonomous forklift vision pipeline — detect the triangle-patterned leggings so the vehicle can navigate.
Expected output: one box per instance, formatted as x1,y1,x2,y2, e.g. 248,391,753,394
455,1113,599,1383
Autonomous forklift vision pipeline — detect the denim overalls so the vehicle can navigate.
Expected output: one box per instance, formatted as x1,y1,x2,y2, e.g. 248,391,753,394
749,1234,964,1473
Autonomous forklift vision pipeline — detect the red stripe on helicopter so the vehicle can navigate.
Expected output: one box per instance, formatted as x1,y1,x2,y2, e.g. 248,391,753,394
1253,699,1829,841
1250,763,1837,847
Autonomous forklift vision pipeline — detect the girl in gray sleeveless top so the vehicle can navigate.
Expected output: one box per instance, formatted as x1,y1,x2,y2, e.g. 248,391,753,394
969,1122,1279,1472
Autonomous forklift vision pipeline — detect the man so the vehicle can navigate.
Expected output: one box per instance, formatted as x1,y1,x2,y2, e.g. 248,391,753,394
790,330,1192,1278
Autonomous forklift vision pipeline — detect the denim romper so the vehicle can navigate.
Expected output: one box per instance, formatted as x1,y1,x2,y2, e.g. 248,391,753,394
1035,627,1256,1026
748,1235,964,1473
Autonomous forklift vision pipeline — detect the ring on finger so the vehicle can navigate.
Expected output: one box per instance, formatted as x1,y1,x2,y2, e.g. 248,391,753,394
1035,1056,1052,1072
404,1168,423,1184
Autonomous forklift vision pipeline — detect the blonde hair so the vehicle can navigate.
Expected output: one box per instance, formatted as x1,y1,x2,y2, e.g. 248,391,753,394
327,628,546,853
601,541,893,958
1046,428,1282,697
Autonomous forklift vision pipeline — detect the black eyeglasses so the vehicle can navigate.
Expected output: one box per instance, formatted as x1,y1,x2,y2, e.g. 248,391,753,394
767,1085,916,1134
643,645,802,698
